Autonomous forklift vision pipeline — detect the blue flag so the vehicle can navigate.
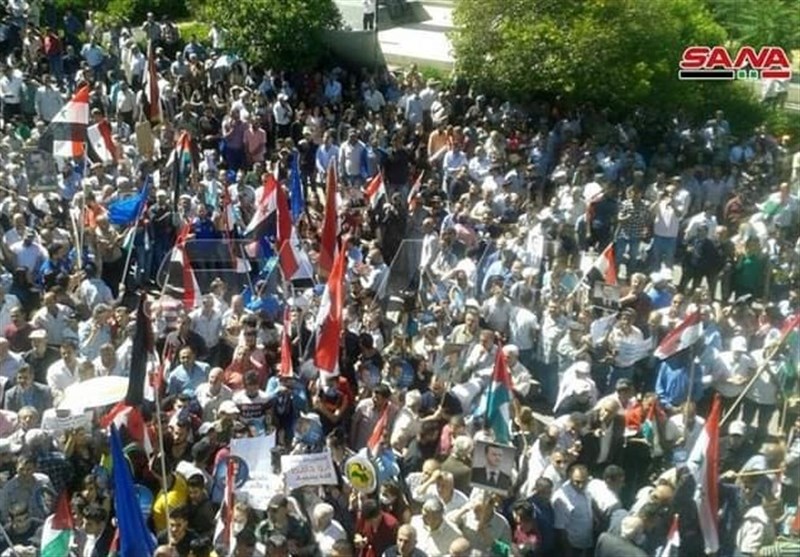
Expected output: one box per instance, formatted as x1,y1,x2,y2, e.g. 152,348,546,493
110,425,157,557
290,153,304,222
108,179,149,226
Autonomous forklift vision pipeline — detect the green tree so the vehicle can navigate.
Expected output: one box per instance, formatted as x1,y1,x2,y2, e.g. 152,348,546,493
204,0,341,69
706,0,800,52
450,0,762,127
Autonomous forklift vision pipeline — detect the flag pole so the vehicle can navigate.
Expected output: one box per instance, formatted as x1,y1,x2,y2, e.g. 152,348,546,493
152,368,173,546
119,178,151,294
684,344,698,449
720,327,795,428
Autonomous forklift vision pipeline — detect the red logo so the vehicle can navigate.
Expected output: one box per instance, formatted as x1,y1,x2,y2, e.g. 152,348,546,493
679,46,792,80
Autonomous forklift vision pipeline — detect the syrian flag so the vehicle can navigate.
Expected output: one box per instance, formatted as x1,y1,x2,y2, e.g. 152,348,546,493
40,491,73,557
162,226,201,310
213,458,236,554
367,405,390,456
660,515,680,557
276,180,313,282
280,308,293,377
485,346,514,444
244,174,279,238
319,162,339,275
365,172,387,210
686,395,721,554
584,243,617,285
142,40,162,127
39,84,90,159
407,171,424,205
314,247,346,376
87,119,118,164
654,311,703,360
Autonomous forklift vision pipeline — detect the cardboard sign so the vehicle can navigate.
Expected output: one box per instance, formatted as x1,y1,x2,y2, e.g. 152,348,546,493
281,452,338,490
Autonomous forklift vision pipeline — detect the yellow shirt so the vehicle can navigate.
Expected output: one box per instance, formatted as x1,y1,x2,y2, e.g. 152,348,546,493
151,473,188,532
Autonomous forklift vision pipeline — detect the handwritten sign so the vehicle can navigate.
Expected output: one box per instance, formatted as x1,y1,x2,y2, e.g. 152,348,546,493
281,452,338,489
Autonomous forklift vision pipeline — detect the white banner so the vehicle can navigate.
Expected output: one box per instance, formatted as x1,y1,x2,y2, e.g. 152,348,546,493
590,313,617,345
281,452,338,489
617,338,654,366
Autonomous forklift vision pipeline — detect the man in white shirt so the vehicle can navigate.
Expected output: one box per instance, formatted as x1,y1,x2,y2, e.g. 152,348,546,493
362,0,376,30
586,464,625,522
713,336,757,408
649,184,682,269
411,497,462,557
312,502,346,554
46,340,84,402
195,366,233,422
0,65,24,120
34,76,64,123
190,295,223,367
10,231,48,284
339,129,366,187
32,293,74,348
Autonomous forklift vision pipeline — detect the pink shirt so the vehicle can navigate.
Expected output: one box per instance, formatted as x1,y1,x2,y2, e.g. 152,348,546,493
243,127,266,164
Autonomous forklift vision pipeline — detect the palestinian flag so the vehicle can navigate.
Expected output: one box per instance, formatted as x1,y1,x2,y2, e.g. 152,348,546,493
775,313,800,391
39,85,90,159
485,346,513,444
167,131,193,207
654,311,703,360
41,491,73,557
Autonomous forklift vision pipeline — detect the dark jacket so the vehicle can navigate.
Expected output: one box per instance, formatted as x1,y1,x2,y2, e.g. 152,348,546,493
3,382,53,415
595,532,648,557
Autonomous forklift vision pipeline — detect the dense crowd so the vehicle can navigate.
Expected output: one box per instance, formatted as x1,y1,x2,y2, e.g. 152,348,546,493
0,3,799,557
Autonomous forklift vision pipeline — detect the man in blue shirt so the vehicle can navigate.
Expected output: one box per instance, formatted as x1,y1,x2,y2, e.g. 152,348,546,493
167,347,210,396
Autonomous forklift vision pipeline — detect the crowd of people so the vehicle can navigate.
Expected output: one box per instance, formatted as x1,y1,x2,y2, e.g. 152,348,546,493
0,2,799,557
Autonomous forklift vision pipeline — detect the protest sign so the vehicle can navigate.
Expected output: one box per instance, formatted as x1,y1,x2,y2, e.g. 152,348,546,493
230,433,277,510
592,282,621,310
617,338,654,364
281,452,338,490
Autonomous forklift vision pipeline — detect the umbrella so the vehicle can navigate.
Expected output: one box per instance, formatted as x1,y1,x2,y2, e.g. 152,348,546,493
58,376,129,411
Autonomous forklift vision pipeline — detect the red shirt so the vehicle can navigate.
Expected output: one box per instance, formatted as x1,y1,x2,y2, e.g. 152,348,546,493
356,511,398,557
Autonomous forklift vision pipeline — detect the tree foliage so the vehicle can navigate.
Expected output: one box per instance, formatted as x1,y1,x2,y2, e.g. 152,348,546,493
204,0,341,70
450,0,763,124
706,0,800,52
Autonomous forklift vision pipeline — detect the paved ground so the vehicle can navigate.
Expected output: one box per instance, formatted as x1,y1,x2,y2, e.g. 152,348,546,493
333,0,455,69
